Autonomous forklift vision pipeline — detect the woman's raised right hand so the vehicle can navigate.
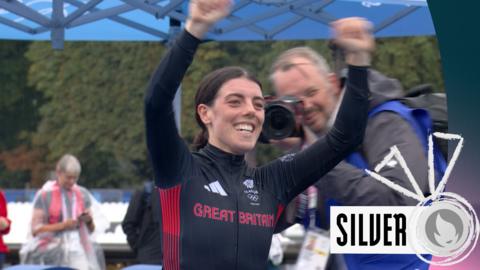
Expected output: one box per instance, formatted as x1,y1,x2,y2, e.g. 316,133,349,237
186,0,233,39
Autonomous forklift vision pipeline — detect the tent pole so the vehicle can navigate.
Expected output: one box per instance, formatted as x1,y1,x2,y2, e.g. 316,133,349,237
51,0,65,50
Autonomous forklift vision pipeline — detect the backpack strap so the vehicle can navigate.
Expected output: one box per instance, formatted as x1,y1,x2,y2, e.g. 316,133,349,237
370,100,429,152
345,152,369,170
347,100,447,177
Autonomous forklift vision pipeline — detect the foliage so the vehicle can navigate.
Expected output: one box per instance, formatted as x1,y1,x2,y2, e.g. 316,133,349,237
0,41,40,149
24,41,165,187
0,145,46,188
373,36,444,91
0,41,44,187
0,35,444,187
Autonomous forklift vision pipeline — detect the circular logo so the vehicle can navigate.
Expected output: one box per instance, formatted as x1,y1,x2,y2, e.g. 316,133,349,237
417,201,469,256
409,192,479,266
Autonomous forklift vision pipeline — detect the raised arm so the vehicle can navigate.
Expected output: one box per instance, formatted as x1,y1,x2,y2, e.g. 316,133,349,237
145,0,232,188
144,30,200,188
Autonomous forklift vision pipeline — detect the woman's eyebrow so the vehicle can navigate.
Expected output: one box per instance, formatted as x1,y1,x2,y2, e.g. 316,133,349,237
225,93,264,102
224,93,244,99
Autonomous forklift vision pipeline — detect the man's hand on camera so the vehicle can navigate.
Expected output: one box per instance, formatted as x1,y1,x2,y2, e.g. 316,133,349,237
186,0,232,39
331,17,374,66
269,123,319,151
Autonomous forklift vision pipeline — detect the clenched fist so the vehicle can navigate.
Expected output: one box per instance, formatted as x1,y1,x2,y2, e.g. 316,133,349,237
186,0,233,39
331,17,375,66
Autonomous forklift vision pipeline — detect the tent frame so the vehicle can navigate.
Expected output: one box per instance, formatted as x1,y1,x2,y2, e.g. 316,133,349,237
0,0,428,49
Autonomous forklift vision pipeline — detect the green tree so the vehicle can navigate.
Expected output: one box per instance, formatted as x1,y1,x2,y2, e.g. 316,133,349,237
26,41,165,188
0,41,44,188
373,36,443,91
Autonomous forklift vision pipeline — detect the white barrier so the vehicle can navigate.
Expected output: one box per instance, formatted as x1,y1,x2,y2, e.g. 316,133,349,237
5,202,129,245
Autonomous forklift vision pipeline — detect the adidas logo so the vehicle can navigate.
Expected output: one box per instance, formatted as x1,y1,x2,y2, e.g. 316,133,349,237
204,181,228,197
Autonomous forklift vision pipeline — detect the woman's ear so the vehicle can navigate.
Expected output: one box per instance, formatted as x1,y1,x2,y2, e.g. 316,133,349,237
197,104,211,125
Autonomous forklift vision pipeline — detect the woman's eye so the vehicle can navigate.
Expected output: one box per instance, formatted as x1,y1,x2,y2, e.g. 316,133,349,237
229,100,241,106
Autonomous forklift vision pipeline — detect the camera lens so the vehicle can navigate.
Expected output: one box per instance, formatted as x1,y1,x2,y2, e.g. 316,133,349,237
271,110,289,130
261,104,296,140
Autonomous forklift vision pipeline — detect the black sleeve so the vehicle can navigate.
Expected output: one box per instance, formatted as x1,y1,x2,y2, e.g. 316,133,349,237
315,112,429,207
257,66,370,203
144,30,200,188
122,190,144,251
317,161,396,205
274,160,396,233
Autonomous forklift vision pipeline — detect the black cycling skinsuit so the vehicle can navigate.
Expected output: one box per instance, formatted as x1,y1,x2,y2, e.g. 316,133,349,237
144,30,370,270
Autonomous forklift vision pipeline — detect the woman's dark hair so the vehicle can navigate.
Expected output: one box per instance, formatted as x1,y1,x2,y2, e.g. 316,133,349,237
192,66,262,151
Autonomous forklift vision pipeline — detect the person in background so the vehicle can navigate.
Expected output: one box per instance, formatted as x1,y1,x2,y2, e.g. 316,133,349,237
20,154,107,270
269,38,434,269
122,180,162,265
0,190,11,269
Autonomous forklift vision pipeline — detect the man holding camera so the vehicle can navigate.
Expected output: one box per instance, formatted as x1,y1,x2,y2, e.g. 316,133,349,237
269,17,430,270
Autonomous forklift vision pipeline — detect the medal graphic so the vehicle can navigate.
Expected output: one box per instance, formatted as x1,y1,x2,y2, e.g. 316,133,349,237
366,132,479,266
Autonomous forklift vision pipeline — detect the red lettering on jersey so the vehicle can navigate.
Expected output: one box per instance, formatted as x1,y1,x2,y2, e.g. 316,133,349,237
219,209,227,222
203,205,211,219
227,210,235,222
239,211,246,224
261,214,267,226
193,203,203,217
193,202,275,227
246,213,255,225
211,207,220,220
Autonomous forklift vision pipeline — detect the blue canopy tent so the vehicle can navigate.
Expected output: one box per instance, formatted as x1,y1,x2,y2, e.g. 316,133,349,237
0,0,434,49
0,0,435,132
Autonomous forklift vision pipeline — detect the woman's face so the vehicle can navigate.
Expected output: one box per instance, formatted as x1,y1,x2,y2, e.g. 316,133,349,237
57,170,78,190
198,77,265,155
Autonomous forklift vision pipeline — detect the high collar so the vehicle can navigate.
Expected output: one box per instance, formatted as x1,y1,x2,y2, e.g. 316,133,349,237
201,143,246,167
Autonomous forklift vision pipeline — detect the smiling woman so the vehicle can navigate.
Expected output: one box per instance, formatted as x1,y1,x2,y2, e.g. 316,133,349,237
194,68,265,154
144,0,371,269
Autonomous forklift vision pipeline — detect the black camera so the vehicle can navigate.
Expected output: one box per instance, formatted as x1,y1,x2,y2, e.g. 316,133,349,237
259,96,304,143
